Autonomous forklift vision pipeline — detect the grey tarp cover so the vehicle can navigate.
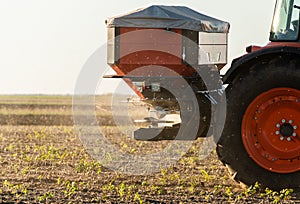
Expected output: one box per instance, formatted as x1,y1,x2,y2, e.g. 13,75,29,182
106,5,230,33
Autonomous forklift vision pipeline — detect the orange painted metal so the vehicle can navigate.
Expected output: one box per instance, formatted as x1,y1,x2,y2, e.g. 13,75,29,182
119,27,182,65
246,45,262,53
266,41,300,48
109,27,198,98
247,42,300,53
242,88,300,173
110,28,196,77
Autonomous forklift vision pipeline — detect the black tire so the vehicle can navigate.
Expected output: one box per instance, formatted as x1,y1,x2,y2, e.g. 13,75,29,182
217,55,300,190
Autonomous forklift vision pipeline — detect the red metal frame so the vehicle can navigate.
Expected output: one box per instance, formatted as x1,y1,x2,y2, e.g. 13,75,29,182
109,28,200,98
246,42,300,53
109,28,197,77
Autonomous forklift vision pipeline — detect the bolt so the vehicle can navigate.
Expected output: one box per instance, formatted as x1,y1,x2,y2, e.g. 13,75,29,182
280,136,284,141
275,131,280,135
276,123,280,128
254,116,258,120
257,110,262,114
289,120,293,124
282,119,286,123
265,154,269,158
272,158,276,162
294,125,297,130
287,137,291,141
296,99,299,103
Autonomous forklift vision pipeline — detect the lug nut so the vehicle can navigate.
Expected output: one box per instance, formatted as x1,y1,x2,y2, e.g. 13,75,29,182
293,133,297,137
282,119,286,123
280,136,284,141
289,120,293,124
294,125,297,130
275,131,280,135
276,123,280,128
287,137,291,141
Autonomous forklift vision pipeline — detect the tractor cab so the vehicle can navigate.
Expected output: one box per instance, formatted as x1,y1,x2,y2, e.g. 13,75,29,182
270,0,300,41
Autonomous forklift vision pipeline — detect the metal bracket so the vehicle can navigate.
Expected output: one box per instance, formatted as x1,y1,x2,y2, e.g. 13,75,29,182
197,84,227,105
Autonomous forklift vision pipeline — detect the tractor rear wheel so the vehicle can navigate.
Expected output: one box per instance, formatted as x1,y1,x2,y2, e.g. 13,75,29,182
217,56,300,190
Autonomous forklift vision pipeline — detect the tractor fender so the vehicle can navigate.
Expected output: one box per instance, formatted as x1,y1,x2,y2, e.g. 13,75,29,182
223,46,300,84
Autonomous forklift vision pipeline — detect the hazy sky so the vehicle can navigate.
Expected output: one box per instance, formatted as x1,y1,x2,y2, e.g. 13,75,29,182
0,0,275,94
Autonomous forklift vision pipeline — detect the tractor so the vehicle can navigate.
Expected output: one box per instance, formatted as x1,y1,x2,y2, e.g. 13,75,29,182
105,0,300,190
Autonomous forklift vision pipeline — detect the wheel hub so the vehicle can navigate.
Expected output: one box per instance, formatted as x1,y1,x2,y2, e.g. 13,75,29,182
242,88,300,173
279,123,294,137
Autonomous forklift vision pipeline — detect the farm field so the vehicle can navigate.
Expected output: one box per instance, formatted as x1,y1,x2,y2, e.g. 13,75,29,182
0,95,299,203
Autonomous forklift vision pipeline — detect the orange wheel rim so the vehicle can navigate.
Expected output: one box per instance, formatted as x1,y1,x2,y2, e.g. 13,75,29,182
242,88,300,173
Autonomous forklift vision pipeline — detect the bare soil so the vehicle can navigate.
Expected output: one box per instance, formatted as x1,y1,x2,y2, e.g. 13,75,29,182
0,95,299,203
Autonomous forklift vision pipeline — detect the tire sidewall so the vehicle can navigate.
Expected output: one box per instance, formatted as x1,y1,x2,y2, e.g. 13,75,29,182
219,57,300,189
